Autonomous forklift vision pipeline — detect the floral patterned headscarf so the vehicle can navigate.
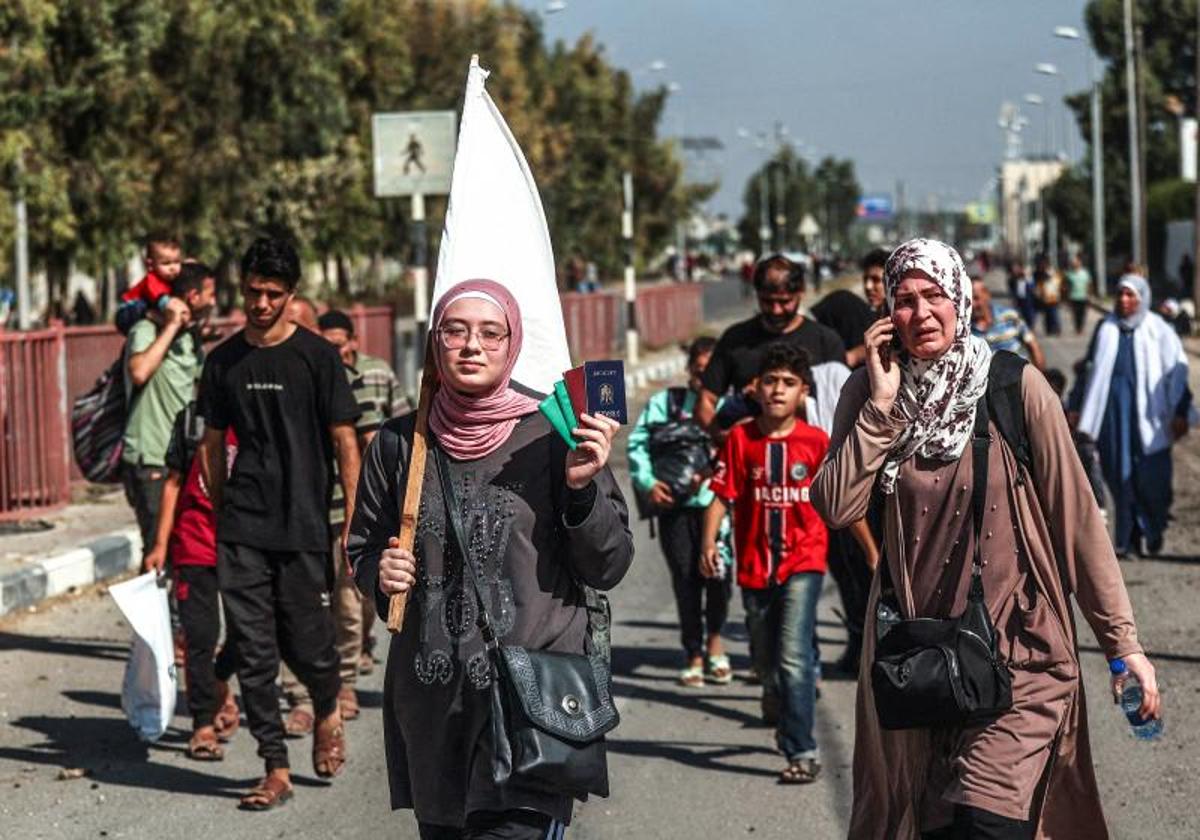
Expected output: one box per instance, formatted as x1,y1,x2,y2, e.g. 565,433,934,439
879,238,992,493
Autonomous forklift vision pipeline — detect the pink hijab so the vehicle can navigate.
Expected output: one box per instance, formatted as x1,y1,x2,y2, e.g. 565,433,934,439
429,279,540,460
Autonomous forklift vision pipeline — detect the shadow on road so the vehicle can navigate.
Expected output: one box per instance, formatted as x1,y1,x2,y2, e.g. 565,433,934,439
0,714,252,799
606,738,778,779
0,631,128,661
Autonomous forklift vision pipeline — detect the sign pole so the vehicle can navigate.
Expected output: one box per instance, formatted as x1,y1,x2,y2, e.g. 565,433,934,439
411,191,428,364
622,170,639,365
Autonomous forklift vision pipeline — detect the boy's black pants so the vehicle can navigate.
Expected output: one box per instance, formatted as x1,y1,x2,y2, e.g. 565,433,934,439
175,564,238,729
217,542,341,771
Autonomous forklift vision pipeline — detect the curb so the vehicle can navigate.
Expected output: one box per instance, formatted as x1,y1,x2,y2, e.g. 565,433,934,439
625,355,687,392
0,527,142,618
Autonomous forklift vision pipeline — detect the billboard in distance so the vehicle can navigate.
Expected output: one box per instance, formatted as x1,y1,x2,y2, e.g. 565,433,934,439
856,194,894,221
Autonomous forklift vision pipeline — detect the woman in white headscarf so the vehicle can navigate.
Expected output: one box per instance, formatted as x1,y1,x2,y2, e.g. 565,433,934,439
813,239,1159,839
1070,274,1194,557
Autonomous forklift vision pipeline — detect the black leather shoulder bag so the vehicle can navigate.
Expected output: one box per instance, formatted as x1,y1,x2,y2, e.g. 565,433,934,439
870,397,1014,731
434,446,619,799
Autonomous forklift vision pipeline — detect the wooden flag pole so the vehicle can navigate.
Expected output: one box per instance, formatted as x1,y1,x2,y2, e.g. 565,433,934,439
387,338,438,633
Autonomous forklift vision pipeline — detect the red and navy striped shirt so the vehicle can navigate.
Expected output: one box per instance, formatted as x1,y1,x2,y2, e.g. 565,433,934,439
710,420,829,589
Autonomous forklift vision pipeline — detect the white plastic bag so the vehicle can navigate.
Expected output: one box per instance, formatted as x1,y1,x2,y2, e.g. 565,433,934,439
109,572,177,742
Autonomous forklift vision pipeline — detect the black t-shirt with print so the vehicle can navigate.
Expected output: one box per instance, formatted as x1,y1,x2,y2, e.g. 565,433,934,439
701,314,846,396
197,327,360,552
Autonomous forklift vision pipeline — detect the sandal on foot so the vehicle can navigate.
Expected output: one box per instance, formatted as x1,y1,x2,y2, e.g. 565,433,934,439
779,758,821,785
187,733,224,762
678,663,705,688
338,686,360,721
239,776,293,811
214,686,240,743
312,718,347,779
358,650,375,676
284,706,314,739
706,654,733,685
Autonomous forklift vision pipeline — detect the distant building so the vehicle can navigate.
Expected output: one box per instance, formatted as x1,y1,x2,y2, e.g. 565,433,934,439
998,157,1065,260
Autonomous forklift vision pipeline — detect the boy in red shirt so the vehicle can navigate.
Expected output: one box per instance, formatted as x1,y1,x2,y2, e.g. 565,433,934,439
144,402,239,760
702,343,829,785
115,235,183,334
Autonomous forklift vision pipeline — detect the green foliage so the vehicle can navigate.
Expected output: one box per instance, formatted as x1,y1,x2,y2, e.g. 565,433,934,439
1068,0,1199,258
737,144,861,254
1,0,697,304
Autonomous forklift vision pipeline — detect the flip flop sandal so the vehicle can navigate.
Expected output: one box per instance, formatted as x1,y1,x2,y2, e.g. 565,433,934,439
187,734,224,762
338,687,360,721
678,664,705,688
313,720,347,779
239,776,294,811
214,690,240,743
284,707,314,739
779,758,821,785
706,654,733,685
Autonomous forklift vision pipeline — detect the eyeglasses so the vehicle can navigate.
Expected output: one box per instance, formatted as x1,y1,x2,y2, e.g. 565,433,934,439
437,324,511,351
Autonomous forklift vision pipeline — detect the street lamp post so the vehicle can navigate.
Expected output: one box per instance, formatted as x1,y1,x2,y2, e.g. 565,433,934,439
1055,25,1107,295
1024,93,1048,158
1035,63,1071,160
1123,0,1144,265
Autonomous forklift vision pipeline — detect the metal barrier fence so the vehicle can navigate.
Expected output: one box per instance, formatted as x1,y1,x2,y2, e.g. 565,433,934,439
0,323,71,520
1,284,709,515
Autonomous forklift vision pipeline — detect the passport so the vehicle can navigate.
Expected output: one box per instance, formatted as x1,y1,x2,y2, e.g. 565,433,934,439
569,360,627,424
538,391,577,449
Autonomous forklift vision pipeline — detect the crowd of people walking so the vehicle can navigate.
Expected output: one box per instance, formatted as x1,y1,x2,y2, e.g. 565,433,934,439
110,226,1183,838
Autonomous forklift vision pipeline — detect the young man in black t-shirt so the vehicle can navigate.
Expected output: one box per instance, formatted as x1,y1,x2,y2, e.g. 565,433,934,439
197,237,361,810
694,254,845,433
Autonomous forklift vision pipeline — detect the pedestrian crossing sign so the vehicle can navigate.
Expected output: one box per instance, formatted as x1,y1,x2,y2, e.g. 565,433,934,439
372,111,457,197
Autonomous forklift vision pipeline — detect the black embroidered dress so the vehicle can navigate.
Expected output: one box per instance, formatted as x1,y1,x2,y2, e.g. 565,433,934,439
348,412,634,827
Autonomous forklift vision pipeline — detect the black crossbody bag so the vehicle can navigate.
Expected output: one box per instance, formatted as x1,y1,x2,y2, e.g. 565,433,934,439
870,397,1014,731
434,446,619,799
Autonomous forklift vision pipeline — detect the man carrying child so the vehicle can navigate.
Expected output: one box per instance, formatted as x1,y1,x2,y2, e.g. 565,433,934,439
701,344,830,785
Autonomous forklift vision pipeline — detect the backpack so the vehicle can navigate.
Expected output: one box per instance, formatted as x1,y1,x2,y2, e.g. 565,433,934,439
986,350,1032,481
71,347,131,483
632,387,711,523
866,350,1031,528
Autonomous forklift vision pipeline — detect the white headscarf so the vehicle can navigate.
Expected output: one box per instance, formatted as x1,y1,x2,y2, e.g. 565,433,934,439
1116,273,1150,331
879,238,993,493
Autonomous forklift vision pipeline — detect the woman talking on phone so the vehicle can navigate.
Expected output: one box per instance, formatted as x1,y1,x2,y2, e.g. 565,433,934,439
812,239,1159,839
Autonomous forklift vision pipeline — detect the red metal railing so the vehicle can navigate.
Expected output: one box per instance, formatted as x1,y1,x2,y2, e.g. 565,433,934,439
635,282,704,350
0,322,71,520
1,286,701,518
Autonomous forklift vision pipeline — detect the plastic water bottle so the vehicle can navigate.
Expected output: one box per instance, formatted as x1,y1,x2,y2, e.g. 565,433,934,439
1109,659,1163,740
876,601,902,639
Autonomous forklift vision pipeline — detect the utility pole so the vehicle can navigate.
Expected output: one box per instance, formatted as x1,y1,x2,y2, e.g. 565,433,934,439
1194,0,1200,315
758,166,771,255
622,170,638,364
773,122,788,251
1123,0,1144,265
11,37,30,330
14,155,30,330
1091,58,1107,296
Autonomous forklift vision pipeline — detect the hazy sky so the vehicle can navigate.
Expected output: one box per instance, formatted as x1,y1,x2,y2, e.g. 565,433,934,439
516,0,1101,220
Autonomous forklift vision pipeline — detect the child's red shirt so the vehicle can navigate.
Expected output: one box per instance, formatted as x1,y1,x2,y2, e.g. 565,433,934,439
710,419,830,589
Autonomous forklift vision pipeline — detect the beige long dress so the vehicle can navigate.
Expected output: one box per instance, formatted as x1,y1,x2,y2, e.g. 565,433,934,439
812,366,1143,839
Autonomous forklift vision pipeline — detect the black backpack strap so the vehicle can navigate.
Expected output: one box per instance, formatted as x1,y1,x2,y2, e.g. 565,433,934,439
986,351,1031,483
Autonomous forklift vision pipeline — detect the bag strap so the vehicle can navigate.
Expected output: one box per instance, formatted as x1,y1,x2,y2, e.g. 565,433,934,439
665,387,689,422
878,398,992,604
968,396,991,601
434,444,499,650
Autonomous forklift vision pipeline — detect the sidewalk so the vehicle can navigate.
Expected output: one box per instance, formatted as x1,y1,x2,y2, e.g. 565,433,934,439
0,489,140,618
0,272,858,619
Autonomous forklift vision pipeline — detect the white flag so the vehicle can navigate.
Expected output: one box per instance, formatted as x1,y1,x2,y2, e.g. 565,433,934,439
432,56,571,396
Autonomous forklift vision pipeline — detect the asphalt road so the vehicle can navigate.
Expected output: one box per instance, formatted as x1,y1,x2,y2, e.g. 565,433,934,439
1,279,1197,839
